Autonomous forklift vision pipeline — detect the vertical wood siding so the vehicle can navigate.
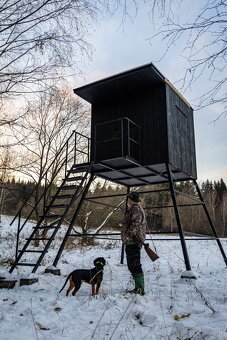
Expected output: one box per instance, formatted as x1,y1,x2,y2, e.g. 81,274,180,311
90,82,196,179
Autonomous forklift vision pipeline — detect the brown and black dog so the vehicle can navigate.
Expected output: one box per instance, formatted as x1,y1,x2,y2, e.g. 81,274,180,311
59,257,106,296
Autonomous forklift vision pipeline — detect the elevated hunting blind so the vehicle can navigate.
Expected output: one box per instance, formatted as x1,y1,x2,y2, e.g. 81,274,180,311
74,63,197,186
9,62,227,276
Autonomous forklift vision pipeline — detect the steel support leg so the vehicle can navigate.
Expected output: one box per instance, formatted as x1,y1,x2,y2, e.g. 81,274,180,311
120,187,130,264
120,244,125,265
166,163,192,271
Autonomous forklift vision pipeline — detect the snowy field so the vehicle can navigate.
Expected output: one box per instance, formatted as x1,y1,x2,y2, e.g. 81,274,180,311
0,214,227,340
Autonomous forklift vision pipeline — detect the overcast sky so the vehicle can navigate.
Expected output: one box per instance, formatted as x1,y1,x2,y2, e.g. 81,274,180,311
76,1,227,184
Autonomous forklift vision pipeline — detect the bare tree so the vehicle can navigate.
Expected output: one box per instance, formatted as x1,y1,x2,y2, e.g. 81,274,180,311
2,1,225,124
8,85,89,217
0,1,92,127
146,0,227,121
114,1,226,120
0,1,99,99
12,85,89,174
0,0,128,128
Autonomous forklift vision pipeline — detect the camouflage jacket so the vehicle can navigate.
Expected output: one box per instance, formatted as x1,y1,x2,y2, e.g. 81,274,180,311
121,203,147,245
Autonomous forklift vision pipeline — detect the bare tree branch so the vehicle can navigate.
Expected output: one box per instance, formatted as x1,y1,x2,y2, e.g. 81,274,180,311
146,0,227,120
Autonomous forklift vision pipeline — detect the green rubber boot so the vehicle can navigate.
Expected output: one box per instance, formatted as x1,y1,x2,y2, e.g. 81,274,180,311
134,274,145,295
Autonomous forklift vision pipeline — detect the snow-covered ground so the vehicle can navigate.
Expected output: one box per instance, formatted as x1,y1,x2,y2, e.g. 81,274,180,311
0,214,227,340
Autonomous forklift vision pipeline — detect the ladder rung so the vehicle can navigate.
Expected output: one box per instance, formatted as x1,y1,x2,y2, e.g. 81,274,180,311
50,204,68,209
47,221,61,227
59,185,79,190
40,215,62,219
65,176,84,182
54,194,74,199
70,168,86,173
69,165,88,174
67,175,84,180
18,250,44,253
73,162,90,169
16,263,40,266
27,238,51,241
33,225,57,229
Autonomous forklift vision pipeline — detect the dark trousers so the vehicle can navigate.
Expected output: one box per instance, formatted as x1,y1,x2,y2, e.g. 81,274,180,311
125,244,143,277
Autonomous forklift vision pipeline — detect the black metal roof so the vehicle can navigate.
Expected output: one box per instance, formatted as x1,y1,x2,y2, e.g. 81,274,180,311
74,62,166,104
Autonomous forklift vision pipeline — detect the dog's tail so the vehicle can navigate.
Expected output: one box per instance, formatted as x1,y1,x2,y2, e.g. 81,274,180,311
59,273,71,293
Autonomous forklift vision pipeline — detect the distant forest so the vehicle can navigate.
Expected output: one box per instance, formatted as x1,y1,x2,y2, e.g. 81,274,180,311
0,178,227,237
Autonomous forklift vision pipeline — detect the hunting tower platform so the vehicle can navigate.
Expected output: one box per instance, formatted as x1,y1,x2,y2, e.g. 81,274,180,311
74,63,197,185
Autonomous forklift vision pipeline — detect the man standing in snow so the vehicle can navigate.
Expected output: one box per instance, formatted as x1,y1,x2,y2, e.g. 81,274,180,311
121,191,147,295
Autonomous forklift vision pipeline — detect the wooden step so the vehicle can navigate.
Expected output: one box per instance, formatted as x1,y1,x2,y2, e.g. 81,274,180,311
0,279,17,289
45,267,61,275
20,278,38,286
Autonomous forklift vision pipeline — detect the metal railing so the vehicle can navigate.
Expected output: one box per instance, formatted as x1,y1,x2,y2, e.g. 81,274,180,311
94,117,141,163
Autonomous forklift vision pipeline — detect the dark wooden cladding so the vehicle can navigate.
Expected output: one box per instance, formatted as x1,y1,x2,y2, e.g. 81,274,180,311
166,84,197,178
74,63,197,180
141,85,168,166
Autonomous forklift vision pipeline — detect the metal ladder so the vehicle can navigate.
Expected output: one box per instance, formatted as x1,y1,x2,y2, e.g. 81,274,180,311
9,131,91,273
9,165,91,273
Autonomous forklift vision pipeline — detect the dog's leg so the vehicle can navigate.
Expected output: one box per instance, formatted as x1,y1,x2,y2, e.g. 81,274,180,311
66,277,75,296
92,284,95,296
95,282,101,295
72,283,81,296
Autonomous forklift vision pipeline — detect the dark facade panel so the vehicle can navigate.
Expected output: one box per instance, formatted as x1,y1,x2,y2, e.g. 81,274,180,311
141,85,168,166
91,85,168,167
166,84,197,179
